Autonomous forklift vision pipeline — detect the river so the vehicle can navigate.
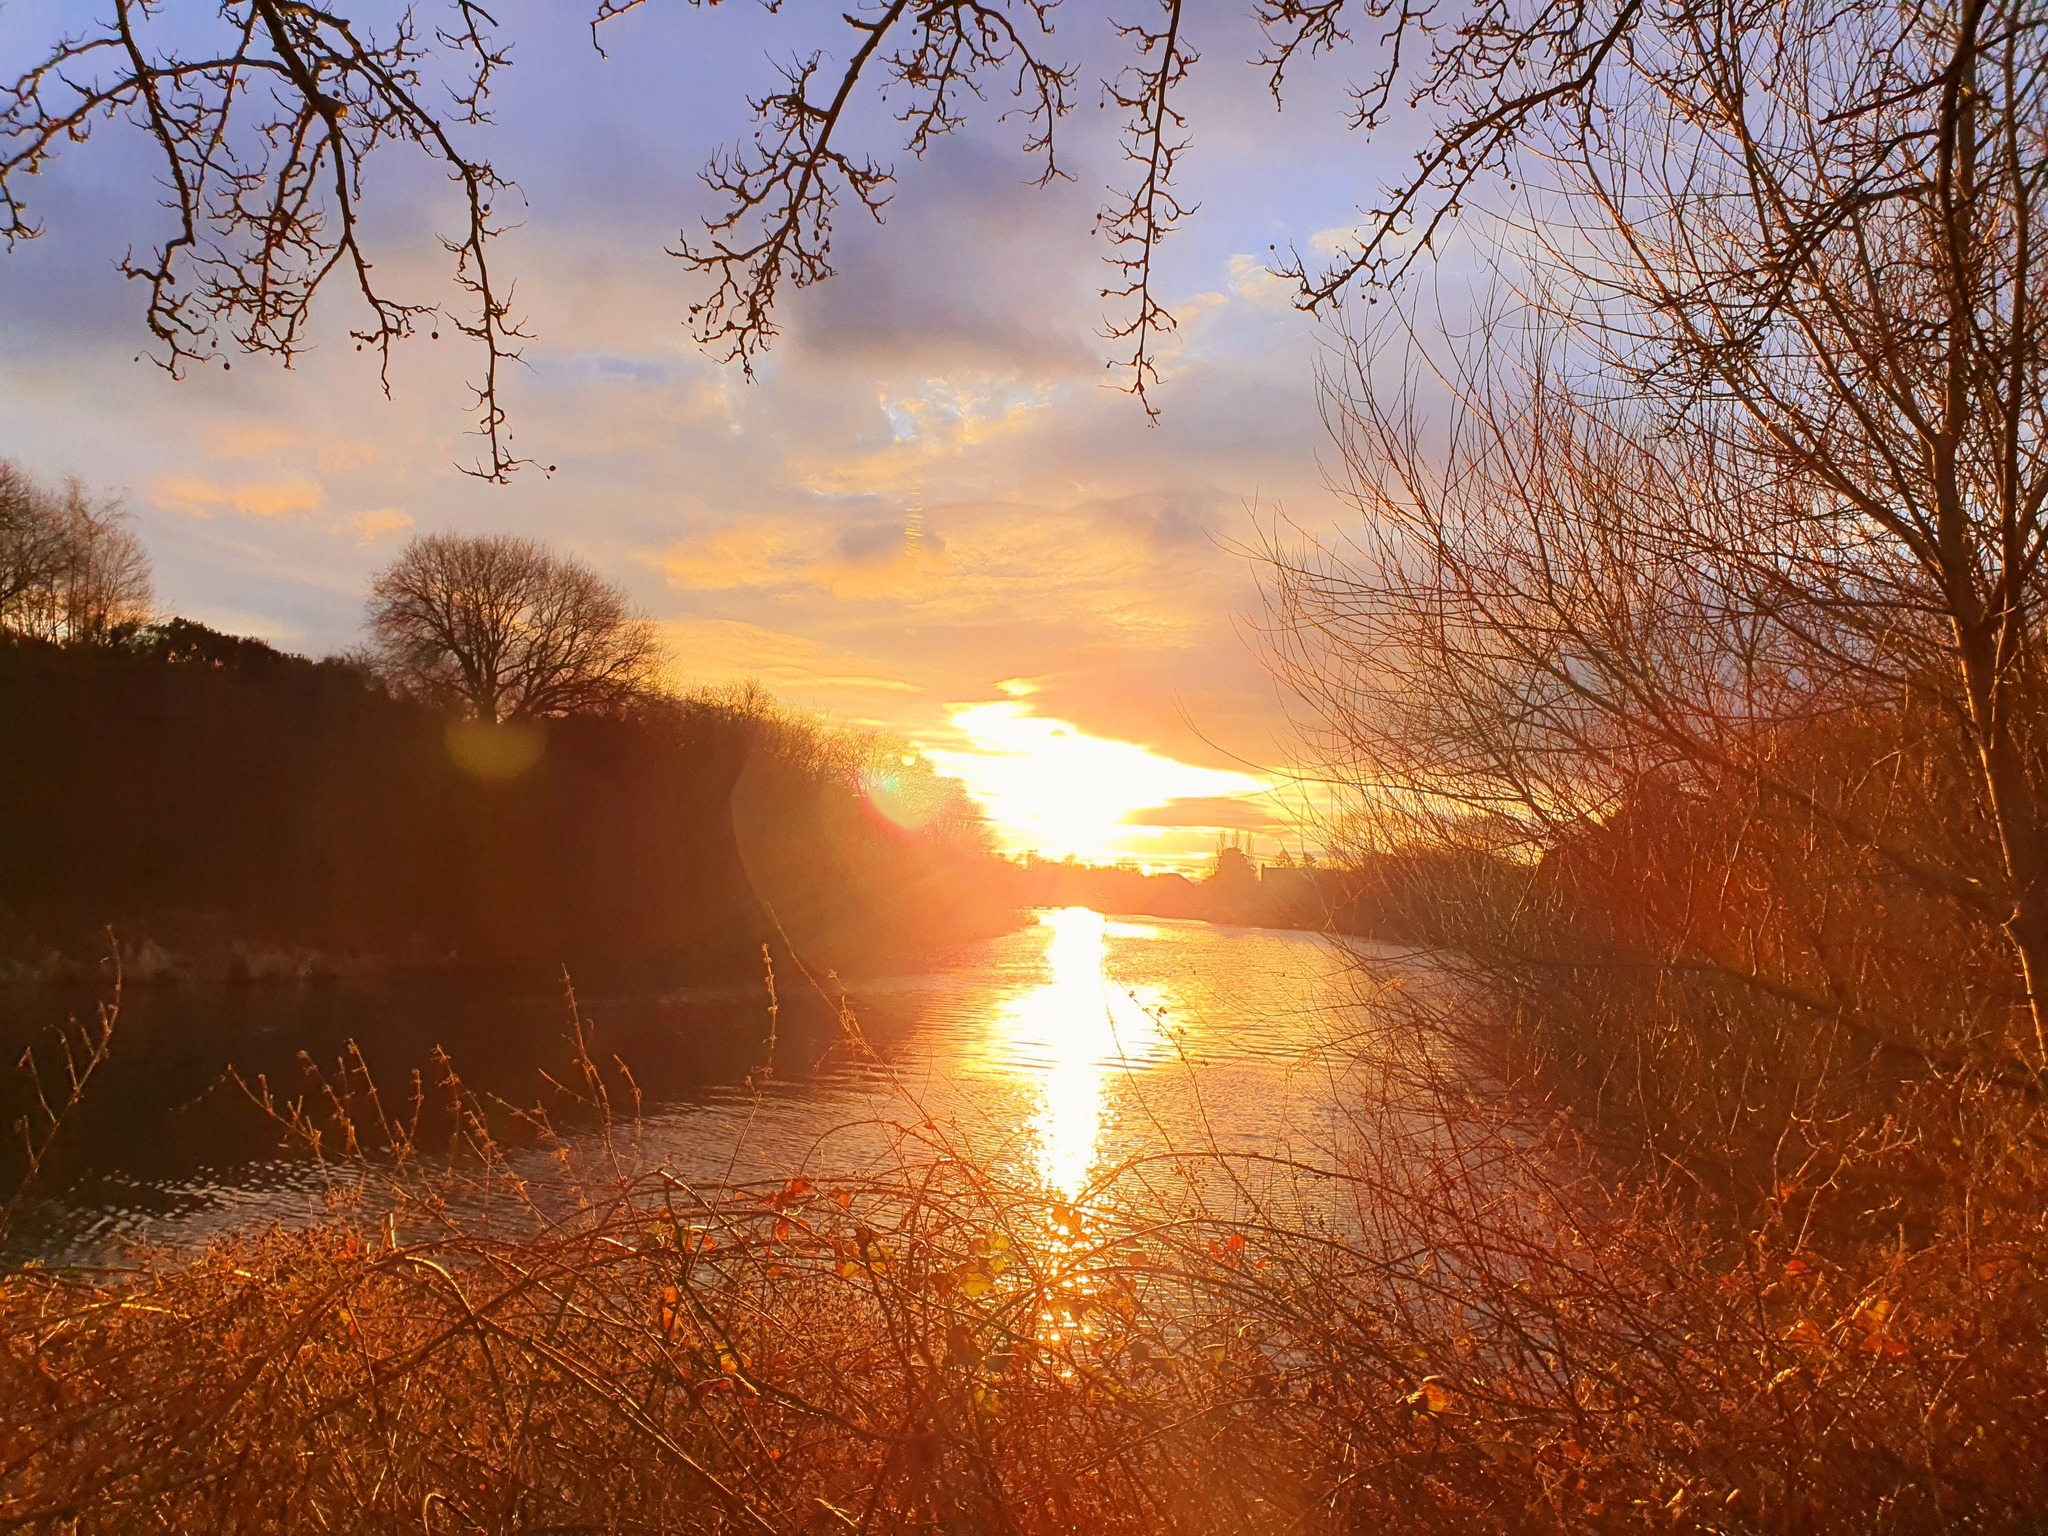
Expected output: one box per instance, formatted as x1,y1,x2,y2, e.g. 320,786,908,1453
3,909,1393,1265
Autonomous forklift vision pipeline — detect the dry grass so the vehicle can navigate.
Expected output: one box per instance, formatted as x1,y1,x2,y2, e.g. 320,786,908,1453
3,972,2045,1535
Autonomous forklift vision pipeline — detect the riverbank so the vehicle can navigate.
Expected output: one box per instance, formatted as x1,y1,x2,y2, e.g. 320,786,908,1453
0,630,1020,986
6,1052,2042,1534
6,910,2045,1534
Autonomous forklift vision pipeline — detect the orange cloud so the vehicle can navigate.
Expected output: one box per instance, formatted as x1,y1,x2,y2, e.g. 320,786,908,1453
657,618,921,709
925,699,1270,864
152,473,327,521
346,507,414,543
655,518,951,600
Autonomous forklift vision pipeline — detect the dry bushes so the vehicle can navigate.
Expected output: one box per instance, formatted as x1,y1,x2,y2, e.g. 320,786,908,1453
3,995,2046,1534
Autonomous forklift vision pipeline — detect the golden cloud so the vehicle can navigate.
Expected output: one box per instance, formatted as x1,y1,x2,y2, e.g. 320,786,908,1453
201,423,298,461
653,502,1225,649
654,517,952,601
152,472,327,521
1123,794,1287,831
657,617,921,698
924,700,1271,863
346,507,414,543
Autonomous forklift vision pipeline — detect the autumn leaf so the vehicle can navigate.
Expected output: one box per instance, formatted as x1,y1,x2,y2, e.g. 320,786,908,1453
1406,1378,1453,1415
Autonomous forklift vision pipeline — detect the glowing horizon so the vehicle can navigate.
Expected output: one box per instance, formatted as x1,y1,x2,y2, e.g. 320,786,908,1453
923,699,1272,867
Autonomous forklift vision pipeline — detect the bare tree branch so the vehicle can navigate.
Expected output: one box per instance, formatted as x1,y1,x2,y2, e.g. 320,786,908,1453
0,1,529,480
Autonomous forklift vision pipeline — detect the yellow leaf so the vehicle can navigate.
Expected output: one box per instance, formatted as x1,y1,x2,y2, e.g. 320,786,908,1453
1406,1379,1453,1414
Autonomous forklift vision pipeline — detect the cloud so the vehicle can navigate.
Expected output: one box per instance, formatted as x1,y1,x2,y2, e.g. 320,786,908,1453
203,423,298,461
657,617,921,704
151,473,327,521
346,507,415,544
654,516,951,599
789,138,1104,377
925,699,1270,863
1124,795,1287,831
1225,254,1297,310
0,3,1375,865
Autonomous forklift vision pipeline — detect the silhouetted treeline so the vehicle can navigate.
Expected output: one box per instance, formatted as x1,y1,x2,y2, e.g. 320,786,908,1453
1002,847,1391,935
0,624,1016,985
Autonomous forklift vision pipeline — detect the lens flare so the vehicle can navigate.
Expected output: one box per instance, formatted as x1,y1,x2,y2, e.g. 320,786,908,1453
444,718,544,780
857,753,954,834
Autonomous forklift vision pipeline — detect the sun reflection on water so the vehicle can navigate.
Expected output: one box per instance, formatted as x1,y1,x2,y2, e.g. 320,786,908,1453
987,908,1165,1199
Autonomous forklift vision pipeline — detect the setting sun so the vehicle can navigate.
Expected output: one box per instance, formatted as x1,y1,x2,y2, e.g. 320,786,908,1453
924,700,1270,865
9,0,2028,1525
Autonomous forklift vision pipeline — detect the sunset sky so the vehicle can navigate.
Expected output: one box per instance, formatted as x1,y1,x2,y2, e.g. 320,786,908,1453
0,3,1388,866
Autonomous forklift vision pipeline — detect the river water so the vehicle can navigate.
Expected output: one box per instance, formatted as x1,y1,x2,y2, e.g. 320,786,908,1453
4,910,1394,1265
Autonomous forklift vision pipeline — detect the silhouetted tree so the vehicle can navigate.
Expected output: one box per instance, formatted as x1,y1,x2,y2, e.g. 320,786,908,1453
0,461,151,643
0,462,66,625
365,533,662,723
0,629,1012,978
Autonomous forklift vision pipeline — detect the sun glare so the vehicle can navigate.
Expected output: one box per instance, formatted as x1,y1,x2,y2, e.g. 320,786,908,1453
926,701,1267,864
985,907,1165,1198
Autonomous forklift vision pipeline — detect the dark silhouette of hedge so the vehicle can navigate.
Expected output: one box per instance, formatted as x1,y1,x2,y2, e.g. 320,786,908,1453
0,624,1013,983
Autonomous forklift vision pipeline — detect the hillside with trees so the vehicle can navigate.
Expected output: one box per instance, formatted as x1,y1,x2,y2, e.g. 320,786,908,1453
0,475,1014,985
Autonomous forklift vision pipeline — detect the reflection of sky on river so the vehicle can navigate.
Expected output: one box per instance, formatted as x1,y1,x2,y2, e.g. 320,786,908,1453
20,911,1395,1263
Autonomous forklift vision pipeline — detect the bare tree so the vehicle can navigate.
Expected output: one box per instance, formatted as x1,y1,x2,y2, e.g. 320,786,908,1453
366,534,663,723
1,3,523,478
1267,0,2048,1075
0,461,68,626
0,462,153,643
54,493,155,644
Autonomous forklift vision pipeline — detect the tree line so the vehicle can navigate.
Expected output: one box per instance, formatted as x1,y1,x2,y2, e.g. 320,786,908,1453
0,463,1012,984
